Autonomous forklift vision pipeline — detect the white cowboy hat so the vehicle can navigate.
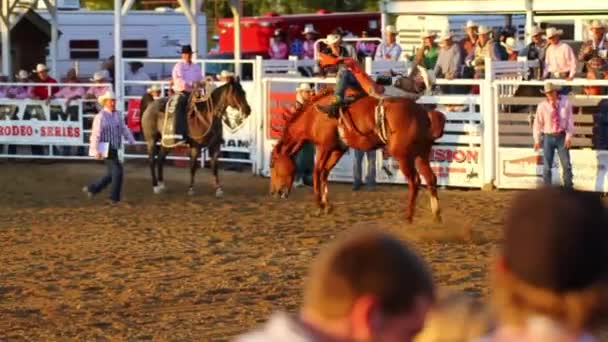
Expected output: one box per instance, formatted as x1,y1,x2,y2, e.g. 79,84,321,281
326,33,341,45
212,34,219,41
91,70,108,82
529,26,544,36
477,25,491,35
302,24,319,35
438,32,453,41
421,30,436,39
296,83,312,92
590,20,605,30
15,70,30,80
385,25,398,34
465,20,478,29
97,90,117,105
219,70,234,78
33,63,49,73
546,27,563,39
504,37,522,51
540,82,562,94
147,84,161,93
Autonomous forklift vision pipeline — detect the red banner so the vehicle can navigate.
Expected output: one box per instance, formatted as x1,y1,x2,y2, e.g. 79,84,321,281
268,91,296,139
126,99,141,133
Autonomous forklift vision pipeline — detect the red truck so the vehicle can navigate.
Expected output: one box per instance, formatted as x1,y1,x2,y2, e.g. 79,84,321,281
216,10,381,57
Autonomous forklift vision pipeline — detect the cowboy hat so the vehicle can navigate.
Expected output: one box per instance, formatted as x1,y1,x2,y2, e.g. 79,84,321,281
296,83,312,92
504,37,522,51
180,45,193,54
273,29,284,37
529,26,544,36
438,32,453,41
477,25,491,35
97,90,116,105
91,70,108,82
546,27,563,39
465,20,478,29
590,20,605,30
326,33,341,45
385,25,398,34
147,84,161,93
129,61,144,69
15,70,29,80
33,64,49,73
302,24,319,35
540,82,562,94
421,30,437,39
219,70,234,79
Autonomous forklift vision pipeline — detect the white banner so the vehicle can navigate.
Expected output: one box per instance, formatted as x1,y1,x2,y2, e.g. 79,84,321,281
0,99,83,145
498,148,608,192
378,146,483,187
220,81,255,158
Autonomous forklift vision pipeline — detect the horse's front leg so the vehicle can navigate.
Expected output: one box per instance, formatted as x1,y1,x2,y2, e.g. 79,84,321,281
319,149,346,214
148,141,160,193
155,146,168,193
209,144,223,198
187,146,201,196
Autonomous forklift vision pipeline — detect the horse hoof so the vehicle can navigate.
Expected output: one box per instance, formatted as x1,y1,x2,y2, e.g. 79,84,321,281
405,216,413,224
188,188,195,196
433,215,442,223
323,204,333,215
153,186,162,194
215,187,224,198
315,208,324,217
158,182,166,191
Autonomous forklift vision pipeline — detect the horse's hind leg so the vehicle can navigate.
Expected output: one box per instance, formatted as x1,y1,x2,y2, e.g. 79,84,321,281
319,149,345,214
416,154,441,223
397,155,418,223
148,140,161,193
187,146,201,196
209,144,223,197
157,147,168,191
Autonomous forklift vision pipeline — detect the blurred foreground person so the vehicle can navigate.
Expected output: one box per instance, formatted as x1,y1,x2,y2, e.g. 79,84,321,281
236,230,435,342
482,187,608,342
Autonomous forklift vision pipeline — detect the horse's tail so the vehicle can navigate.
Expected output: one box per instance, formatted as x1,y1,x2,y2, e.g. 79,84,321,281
427,110,446,140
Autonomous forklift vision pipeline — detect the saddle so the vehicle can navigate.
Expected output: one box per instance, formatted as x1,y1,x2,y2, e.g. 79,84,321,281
160,94,182,147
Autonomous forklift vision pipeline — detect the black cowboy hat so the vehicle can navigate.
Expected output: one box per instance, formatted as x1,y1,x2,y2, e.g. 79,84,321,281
181,45,193,54
129,61,144,69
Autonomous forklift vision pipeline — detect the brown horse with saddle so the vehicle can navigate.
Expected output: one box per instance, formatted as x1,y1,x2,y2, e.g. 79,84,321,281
270,58,446,223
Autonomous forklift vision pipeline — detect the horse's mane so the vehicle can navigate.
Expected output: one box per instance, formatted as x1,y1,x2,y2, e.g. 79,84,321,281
284,87,334,125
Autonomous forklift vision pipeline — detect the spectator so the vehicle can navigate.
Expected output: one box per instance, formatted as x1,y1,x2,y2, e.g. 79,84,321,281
414,291,494,342
7,70,31,99
292,83,314,188
53,68,85,110
533,82,574,188
301,24,319,60
125,62,150,97
236,229,435,342
583,56,607,96
289,29,304,59
375,25,402,61
578,20,607,73
140,84,161,116
85,70,112,99
355,30,377,62
504,37,521,61
268,29,289,60
485,187,608,341
0,74,9,97
416,31,439,70
543,27,577,82
460,20,478,79
467,25,500,79
30,64,58,100
209,34,220,54
218,69,235,83
102,55,115,87
519,26,547,79
352,148,376,191
434,32,462,81
83,90,135,204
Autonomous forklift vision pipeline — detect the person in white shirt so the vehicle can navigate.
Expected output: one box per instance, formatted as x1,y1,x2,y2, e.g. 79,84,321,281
125,62,150,97
374,25,402,61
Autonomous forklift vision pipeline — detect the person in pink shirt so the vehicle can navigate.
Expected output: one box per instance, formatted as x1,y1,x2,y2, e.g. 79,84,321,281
7,70,31,99
85,70,111,99
54,68,85,109
355,30,377,61
301,24,318,60
533,82,574,188
83,90,135,204
543,27,577,96
170,44,202,145
268,29,289,59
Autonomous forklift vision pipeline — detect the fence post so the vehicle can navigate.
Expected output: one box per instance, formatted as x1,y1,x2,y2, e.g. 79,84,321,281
481,57,496,190
255,56,264,175
364,56,373,75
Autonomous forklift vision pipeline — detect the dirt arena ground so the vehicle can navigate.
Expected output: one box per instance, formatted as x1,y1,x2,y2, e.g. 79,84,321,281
0,161,576,340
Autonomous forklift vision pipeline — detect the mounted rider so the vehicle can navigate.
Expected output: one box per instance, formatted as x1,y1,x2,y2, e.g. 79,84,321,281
315,33,364,117
171,45,202,145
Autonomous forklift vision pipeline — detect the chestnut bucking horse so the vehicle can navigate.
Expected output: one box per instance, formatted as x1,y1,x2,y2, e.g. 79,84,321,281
271,63,446,223
141,78,251,197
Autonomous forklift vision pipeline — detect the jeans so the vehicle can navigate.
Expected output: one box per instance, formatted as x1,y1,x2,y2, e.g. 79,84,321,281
542,133,573,188
88,148,124,202
174,92,190,137
295,141,315,182
353,149,376,187
335,69,361,101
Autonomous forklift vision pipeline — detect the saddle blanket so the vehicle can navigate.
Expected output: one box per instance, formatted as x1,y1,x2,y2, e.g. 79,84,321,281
161,94,182,147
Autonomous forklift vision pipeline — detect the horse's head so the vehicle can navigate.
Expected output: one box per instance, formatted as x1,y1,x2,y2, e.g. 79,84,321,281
269,144,296,199
219,76,251,117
